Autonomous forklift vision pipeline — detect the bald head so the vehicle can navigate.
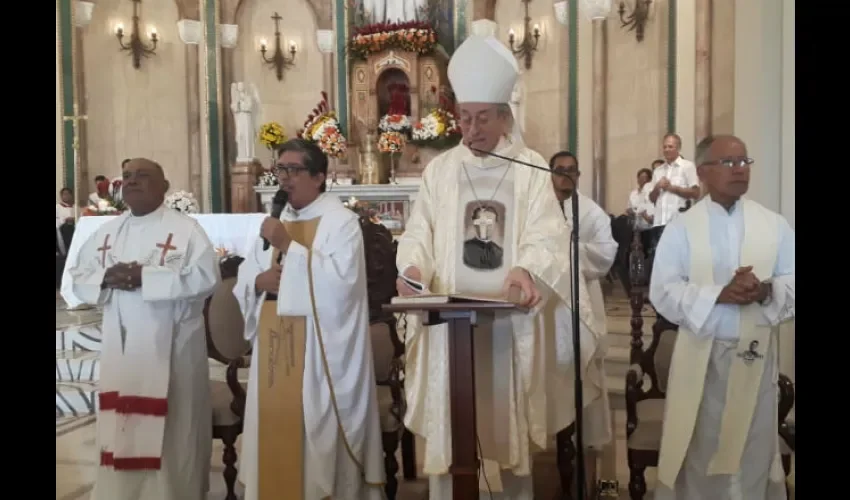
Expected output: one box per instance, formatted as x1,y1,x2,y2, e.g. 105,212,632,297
695,135,752,209
122,158,170,216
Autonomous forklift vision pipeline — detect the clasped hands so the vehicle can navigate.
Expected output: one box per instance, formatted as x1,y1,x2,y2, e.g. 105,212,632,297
396,266,542,308
717,266,770,306
102,262,142,291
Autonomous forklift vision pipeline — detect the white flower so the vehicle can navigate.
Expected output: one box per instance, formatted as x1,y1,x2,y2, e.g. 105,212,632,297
378,114,411,133
164,190,200,214
97,199,110,211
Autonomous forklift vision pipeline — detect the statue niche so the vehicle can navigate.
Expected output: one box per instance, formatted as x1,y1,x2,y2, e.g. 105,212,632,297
350,48,449,177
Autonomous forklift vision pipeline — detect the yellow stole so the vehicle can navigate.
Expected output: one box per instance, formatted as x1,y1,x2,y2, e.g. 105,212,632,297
256,217,321,500
657,199,785,488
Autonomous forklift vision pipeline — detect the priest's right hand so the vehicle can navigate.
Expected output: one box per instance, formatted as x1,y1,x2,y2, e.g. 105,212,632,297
255,263,282,294
396,266,423,297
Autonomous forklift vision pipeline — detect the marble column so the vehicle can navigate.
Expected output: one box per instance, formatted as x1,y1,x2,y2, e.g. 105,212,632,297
72,1,94,205
177,19,204,199
694,0,713,142
591,20,608,209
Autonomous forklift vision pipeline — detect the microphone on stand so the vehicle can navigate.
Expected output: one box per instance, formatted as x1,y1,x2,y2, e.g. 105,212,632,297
471,147,588,500
263,189,289,251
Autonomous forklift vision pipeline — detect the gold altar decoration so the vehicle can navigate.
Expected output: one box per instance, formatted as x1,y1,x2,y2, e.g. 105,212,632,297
357,132,389,184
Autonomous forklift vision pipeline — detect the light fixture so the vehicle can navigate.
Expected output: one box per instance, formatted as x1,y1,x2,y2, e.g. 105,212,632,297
115,0,158,69
579,0,614,20
618,0,652,42
259,12,297,82
508,0,540,70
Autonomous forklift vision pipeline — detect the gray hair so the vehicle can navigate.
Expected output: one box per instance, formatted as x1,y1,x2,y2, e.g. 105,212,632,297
663,133,682,148
694,135,745,166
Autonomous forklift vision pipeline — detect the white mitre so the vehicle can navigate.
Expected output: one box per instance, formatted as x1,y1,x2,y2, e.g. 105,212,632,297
448,35,519,104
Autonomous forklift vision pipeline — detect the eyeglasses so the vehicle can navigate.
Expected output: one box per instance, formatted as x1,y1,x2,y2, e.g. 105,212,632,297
274,164,310,177
702,158,755,169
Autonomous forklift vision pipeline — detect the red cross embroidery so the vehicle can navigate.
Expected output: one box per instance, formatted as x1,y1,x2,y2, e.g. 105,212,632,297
97,235,112,268
156,233,178,266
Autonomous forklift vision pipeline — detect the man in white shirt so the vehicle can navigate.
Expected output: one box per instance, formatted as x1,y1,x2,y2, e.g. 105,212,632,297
627,167,655,232
647,134,700,263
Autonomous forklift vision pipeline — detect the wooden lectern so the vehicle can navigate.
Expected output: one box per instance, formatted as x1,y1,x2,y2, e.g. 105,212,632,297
383,300,519,500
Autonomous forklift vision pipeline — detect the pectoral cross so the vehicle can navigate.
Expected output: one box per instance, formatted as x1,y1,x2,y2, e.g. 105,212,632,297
63,103,88,220
156,233,177,265
97,234,112,268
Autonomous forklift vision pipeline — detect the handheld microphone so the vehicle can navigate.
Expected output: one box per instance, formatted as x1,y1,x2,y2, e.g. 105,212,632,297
263,189,289,251
471,146,587,499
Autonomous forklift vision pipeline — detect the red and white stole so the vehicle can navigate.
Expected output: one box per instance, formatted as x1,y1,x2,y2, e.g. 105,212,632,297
94,210,190,471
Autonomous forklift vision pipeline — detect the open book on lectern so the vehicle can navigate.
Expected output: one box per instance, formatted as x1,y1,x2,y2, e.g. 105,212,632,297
390,286,524,306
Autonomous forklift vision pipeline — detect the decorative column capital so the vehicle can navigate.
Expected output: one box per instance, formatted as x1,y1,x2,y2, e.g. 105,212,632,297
177,19,203,45
74,1,95,28
316,29,335,54
470,19,498,37
220,24,239,49
553,1,569,26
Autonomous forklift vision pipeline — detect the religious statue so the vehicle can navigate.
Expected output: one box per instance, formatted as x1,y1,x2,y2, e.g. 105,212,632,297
363,0,429,23
230,82,262,162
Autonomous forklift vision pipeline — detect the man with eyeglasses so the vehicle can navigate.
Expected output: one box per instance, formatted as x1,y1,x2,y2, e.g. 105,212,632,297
233,139,385,499
650,135,795,500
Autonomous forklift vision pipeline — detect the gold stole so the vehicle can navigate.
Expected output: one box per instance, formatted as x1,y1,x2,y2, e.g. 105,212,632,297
657,199,785,488
256,217,321,500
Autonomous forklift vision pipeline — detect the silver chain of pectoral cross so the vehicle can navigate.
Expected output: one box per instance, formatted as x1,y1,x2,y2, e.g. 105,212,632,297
461,161,511,213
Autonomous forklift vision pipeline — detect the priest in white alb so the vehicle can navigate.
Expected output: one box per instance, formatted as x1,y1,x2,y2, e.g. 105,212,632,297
234,139,385,500
395,34,609,499
65,158,221,500
650,135,795,499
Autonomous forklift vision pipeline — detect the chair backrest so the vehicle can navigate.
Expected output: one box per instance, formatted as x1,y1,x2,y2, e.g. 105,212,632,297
358,215,398,321
204,256,250,363
639,315,679,397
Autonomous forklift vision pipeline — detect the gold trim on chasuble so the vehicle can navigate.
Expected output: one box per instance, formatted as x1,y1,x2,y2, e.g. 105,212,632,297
256,217,385,500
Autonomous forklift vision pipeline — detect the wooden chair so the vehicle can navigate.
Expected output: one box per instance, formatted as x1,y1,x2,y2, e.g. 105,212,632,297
624,316,796,499
358,216,417,499
204,255,250,500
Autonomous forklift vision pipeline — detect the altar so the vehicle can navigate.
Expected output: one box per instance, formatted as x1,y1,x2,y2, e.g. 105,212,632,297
256,180,421,234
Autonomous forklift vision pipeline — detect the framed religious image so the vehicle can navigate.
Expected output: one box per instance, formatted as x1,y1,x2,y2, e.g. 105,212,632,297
344,198,411,236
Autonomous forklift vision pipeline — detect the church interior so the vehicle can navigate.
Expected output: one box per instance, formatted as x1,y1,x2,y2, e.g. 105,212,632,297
55,0,795,498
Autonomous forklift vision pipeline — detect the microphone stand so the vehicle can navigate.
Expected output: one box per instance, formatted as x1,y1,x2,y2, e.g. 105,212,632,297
471,148,588,499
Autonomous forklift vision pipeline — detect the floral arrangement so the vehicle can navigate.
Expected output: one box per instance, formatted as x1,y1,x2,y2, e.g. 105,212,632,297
258,170,278,187
410,85,461,149
258,122,287,151
82,198,124,217
378,131,406,154
110,179,124,202
164,190,200,214
378,114,411,134
297,92,348,159
348,21,438,60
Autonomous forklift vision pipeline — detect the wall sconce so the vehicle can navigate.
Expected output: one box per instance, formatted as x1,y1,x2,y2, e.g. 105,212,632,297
260,12,297,81
508,0,540,70
618,0,652,42
115,0,158,69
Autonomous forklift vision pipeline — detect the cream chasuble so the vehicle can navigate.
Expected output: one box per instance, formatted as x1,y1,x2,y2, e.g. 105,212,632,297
234,194,385,500
654,198,787,498
397,139,607,497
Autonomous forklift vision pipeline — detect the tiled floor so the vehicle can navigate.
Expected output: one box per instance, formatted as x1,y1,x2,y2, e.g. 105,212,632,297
55,290,793,499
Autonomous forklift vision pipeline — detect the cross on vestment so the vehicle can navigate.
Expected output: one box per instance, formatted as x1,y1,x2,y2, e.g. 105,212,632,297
97,234,112,268
156,233,178,265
